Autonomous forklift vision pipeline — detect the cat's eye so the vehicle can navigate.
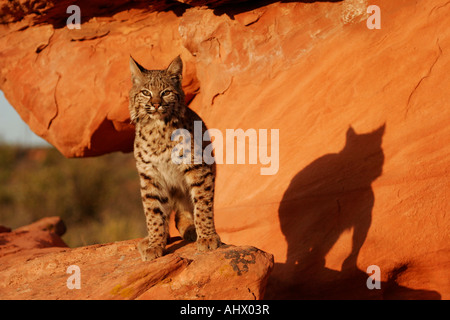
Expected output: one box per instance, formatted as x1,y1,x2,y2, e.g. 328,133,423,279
141,90,151,96
161,90,171,97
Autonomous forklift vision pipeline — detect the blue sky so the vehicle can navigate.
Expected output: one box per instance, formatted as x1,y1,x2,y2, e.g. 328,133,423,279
0,90,50,147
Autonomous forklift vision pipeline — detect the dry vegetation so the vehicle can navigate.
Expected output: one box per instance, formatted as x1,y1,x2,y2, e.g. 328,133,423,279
0,144,146,247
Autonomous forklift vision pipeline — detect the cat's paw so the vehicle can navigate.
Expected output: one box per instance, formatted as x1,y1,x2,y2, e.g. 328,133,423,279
137,239,164,261
196,234,222,252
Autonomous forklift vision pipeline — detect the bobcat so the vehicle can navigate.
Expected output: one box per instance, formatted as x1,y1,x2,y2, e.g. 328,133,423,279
128,55,221,261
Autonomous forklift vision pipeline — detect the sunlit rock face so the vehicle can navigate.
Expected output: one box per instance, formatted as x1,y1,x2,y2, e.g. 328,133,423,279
0,0,449,299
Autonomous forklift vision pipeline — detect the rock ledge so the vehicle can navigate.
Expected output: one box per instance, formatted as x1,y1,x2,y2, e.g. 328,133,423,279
0,218,274,300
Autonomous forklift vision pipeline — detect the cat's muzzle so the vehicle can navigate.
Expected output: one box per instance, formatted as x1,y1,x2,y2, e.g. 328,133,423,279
145,104,166,114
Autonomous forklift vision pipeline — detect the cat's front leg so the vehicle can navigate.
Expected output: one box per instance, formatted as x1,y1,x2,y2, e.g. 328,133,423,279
137,171,170,261
186,165,222,252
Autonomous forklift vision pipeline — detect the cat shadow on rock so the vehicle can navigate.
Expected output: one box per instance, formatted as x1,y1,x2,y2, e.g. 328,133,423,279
280,125,385,273
266,124,441,299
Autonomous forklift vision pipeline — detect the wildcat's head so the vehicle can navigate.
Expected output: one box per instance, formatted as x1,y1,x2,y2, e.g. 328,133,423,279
343,124,385,182
129,56,185,123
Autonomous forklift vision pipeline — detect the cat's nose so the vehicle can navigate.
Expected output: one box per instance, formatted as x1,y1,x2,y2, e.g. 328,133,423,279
151,97,161,110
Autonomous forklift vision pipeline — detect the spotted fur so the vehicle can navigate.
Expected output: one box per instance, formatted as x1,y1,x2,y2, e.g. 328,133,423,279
129,55,221,261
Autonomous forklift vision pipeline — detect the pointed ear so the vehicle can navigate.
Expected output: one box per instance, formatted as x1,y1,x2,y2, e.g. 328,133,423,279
346,126,356,139
129,56,146,85
377,123,386,135
166,55,183,83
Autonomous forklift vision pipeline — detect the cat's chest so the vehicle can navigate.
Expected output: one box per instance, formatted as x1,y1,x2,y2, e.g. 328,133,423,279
135,139,186,190
136,120,176,151
134,120,182,170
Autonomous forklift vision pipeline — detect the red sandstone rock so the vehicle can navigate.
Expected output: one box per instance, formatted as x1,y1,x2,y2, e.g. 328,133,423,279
0,217,67,258
0,0,449,299
0,219,273,300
